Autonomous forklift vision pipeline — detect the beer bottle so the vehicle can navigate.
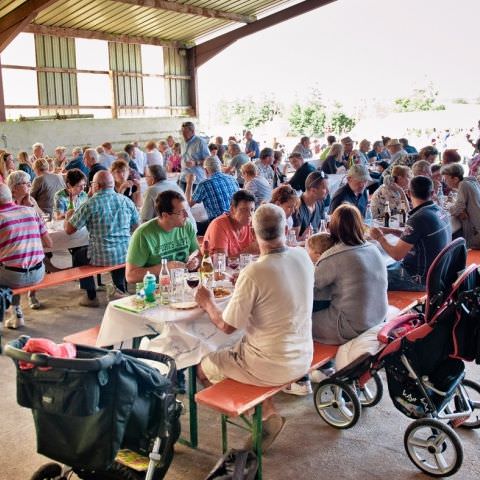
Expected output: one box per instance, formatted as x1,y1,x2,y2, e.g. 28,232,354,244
400,202,407,228
384,201,391,228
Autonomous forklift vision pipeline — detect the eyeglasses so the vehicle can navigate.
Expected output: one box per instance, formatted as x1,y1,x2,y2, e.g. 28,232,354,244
17,182,31,186
170,209,188,217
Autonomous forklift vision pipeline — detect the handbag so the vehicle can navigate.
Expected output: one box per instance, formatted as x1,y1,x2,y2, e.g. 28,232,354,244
205,449,258,480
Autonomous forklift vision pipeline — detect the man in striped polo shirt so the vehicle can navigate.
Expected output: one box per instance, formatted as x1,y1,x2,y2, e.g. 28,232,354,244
0,184,52,328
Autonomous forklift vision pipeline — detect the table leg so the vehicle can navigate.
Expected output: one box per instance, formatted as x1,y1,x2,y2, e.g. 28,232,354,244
188,365,198,448
253,404,262,480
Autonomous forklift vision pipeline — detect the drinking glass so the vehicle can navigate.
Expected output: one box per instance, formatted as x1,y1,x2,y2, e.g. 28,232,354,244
227,256,239,271
286,229,297,247
185,272,200,298
239,253,252,269
213,253,226,276
170,268,186,302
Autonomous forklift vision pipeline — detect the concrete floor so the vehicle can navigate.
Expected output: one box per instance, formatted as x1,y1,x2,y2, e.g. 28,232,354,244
1,267,480,479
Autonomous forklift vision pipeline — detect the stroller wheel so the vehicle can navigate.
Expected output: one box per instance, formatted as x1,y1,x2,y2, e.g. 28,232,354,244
404,418,463,477
355,372,383,408
459,379,480,429
76,463,140,480
30,462,63,480
314,378,361,429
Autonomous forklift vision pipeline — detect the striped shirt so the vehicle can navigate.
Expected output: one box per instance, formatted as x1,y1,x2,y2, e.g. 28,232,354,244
192,172,239,220
244,177,272,207
69,189,139,266
0,202,46,268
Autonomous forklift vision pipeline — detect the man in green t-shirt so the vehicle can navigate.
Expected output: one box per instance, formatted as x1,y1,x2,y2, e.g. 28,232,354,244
126,190,200,283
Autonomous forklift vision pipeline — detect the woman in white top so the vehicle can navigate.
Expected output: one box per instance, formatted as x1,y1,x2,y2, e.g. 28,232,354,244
145,140,164,167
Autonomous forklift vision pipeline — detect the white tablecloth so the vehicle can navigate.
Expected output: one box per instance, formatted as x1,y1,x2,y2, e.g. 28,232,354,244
46,220,89,252
97,297,242,370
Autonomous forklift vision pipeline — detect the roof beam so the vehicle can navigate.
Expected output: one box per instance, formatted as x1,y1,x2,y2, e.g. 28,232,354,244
114,0,256,24
0,0,58,53
194,0,337,67
24,23,183,48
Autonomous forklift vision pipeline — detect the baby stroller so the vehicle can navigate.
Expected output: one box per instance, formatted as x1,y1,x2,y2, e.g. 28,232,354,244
5,336,182,480
314,238,480,477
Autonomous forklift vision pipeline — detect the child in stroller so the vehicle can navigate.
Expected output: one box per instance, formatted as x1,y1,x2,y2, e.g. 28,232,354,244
313,238,480,477
5,336,182,480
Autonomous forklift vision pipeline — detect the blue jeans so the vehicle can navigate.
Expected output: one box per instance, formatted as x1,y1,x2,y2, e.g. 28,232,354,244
0,263,45,306
387,262,425,292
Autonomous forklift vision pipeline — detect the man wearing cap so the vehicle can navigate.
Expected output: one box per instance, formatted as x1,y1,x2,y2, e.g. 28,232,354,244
185,156,239,234
288,152,316,192
329,165,370,217
292,136,313,160
179,121,210,192
292,171,330,238
386,139,409,167
370,176,451,291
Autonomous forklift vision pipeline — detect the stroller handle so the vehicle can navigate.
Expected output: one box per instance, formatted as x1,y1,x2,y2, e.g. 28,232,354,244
120,349,177,379
4,338,120,371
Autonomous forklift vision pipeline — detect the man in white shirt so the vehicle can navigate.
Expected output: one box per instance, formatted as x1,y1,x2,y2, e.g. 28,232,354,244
195,204,314,450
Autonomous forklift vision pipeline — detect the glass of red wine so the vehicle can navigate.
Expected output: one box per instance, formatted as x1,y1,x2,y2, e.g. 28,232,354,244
186,272,200,297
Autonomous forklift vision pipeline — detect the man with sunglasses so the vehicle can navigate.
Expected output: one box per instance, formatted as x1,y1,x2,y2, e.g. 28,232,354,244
126,189,200,283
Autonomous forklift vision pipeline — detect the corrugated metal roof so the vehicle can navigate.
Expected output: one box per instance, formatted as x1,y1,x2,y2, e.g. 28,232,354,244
0,0,301,46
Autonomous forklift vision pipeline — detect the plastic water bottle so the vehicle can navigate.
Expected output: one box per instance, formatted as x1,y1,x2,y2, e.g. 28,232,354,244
143,270,157,303
319,219,328,233
365,203,373,227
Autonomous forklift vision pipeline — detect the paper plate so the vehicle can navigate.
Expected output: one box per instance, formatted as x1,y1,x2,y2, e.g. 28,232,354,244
169,301,198,310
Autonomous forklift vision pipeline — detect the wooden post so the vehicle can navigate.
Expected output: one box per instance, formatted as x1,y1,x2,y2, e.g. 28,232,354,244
109,70,118,119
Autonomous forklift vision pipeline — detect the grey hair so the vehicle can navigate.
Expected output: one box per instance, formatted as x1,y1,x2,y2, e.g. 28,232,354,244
230,143,241,154
441,163,464,180
412,160,431,177
72,147,82,156
32,142,44,150
117,151,130,162
6,170,30,190
148,164,167,182
96,145,105,154
253,204,286,241
0,183,13,203
84,148,98,163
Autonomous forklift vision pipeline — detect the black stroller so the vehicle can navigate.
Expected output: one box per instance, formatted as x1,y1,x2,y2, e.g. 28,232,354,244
314,238,480,477
5,336,182,480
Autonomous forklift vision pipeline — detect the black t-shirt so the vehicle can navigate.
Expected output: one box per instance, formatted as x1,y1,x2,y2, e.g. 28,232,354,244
289,162,316,192
292,196,326,236
400,201,451,281
88,163,107,185
329,183,368,217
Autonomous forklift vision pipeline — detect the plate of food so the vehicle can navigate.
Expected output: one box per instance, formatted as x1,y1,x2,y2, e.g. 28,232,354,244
213,286,233,301
169,301,198,310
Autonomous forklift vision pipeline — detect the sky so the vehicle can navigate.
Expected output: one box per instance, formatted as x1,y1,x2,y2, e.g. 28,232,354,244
197,0,480,120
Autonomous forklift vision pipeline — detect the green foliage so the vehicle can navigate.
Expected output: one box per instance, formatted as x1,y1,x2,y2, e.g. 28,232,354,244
453,98,468,104
394,83,446,112
288,103,327,136
217,97,283,129
329,111,356,135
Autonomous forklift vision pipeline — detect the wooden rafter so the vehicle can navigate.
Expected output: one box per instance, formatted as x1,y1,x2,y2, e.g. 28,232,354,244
0,0,58,53
24,23,184,48
114,0,256,24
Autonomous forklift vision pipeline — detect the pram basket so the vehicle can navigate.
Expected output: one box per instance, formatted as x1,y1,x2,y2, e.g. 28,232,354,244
5,336,181,480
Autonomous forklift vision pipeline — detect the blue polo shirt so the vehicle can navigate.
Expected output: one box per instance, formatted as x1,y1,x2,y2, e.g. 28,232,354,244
292,196,327,236
180,135,210,184
400,201,451,282
66,155,89,176
329,183,368,217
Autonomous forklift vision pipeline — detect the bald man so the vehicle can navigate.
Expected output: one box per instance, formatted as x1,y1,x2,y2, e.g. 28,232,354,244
65,170,139,306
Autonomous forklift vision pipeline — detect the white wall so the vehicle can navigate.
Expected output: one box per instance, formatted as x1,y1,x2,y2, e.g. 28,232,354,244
0,117,198,154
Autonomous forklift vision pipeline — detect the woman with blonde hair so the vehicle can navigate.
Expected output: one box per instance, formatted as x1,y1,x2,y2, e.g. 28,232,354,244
0,151,15,183
370,165,411,218
17,150,35,180
321,142,345,174
241,162,272,207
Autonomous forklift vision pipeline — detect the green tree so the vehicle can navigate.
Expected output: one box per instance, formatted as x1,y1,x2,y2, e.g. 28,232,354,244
328,111,356,135
217,97,283,129
394,83,446,112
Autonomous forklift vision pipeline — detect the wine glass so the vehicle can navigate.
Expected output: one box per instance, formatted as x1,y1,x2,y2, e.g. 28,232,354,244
227,256,239,271
185,272,200,299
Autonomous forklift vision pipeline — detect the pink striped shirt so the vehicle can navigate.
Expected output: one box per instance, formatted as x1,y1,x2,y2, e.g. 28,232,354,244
0,202,46,268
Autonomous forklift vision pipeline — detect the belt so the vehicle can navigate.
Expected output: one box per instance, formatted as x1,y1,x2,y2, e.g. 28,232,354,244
1,262,43,273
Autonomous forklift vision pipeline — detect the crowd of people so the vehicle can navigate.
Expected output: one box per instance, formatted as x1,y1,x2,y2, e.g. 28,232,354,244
2,120,480,450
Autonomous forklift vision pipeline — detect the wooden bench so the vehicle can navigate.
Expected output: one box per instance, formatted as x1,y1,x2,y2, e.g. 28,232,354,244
467,249,480,266
11,263,125,295
195,342,338,480
63,324,100,347
387,291,426,313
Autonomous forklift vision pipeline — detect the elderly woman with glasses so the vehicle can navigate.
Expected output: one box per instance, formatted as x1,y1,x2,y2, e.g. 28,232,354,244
53,168,88,220
6,170,43,215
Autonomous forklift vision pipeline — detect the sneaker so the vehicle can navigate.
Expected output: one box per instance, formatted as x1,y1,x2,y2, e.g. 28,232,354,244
4,306,24,329
310,367,335,383
106,284,128,302
282,380,313,396
79,295,99,308
28,293,41,310
244,414,287,452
